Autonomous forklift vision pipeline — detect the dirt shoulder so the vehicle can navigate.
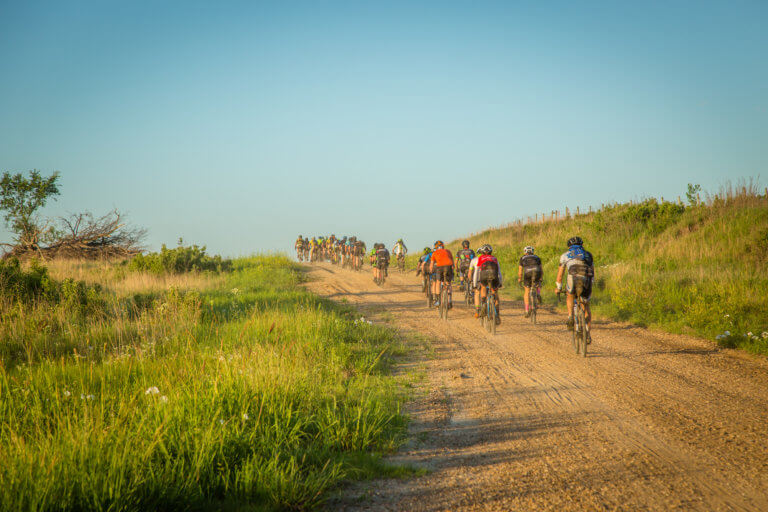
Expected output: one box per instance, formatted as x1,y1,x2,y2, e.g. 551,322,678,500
305,263,768,511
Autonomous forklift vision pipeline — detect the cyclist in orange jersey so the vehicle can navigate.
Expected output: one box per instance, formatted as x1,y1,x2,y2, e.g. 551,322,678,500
429,240,454,308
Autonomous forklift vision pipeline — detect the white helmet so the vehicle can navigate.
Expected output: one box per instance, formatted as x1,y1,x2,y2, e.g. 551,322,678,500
524,246,534,254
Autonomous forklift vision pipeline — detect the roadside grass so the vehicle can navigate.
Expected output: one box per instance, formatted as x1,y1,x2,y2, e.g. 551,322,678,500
450,184,768,355
0,254,415,510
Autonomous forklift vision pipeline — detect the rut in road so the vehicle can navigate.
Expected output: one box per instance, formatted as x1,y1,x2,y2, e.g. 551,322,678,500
305,263,768,511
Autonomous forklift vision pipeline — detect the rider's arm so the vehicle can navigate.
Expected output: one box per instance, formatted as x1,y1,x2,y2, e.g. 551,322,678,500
555,265,565,291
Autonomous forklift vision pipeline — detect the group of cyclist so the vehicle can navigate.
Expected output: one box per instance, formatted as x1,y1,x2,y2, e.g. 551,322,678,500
294,235,409,282
295,233,595,338
416,237,594,337
295,235,368,269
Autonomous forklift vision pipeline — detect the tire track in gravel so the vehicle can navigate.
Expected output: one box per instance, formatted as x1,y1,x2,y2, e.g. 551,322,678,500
304,263,768,511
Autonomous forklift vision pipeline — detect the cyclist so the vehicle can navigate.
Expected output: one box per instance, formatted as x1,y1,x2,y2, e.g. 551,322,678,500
392,239,408,269
555,236,595,340
369,244,377,267
416,247,432,293
429,240,454,308
353,238,366,269
295,235,305,261
518,246,543,318
374,243,390,282
470,244,502,324
455,240,475,291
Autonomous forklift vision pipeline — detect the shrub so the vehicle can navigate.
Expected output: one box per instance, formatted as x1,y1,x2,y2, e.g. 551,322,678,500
129,244,232,274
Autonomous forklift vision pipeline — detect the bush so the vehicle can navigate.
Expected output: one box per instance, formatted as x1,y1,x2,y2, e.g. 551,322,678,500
129,244,232,274
0,258,101,310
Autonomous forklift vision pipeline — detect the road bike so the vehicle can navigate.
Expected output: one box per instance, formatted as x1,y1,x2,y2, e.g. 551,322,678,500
396,254,405,273
572,293,589,357
522,278,539,325
437,279,449,320
479,283,498,334
462,270,473,307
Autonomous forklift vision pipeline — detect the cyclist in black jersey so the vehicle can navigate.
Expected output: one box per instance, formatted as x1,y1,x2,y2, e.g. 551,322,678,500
455,240,475,291
517,246,543,317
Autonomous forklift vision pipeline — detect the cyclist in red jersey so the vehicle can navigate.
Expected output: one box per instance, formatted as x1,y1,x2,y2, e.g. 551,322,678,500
429,240,454,308
470,244,502,324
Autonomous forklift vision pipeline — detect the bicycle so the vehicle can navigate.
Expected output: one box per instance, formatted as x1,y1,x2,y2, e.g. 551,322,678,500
557,290,589,357
462,270,473,307
522,280,539,325
479,283,498,334
437,280,449,320
396,253,405,273
424,274,433,307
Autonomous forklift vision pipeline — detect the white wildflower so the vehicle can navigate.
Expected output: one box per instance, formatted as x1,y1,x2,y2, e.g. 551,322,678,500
231,287,240,295
715,335,724,340
242,413,249,420
63,390,71,397
219,419,225,425
724,331,730,336
747,332,753,337
86,394,94,400
80,394,86,400
160,395,168,403
762,332,768,339
145,386,160,395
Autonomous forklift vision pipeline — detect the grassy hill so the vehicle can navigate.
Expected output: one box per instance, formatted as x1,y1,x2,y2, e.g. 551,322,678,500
450,182,768,355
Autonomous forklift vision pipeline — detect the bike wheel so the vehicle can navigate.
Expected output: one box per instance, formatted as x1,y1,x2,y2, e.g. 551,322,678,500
571,309,578,353
441,286,449,320
530,289,537,325
579,306,587,357
490,300,496,335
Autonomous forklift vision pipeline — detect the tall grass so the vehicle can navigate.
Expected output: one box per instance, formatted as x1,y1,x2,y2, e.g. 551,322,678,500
450,183,768,354
0,255,411,510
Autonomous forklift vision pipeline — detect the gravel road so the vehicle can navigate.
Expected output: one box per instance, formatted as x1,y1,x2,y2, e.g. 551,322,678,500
305,263,768,511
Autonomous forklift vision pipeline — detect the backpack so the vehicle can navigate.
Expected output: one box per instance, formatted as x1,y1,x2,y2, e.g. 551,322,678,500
567,245,593,276
478,259,499,282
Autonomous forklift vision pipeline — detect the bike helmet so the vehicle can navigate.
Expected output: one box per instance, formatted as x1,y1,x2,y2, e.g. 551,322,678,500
567,236,583,247
434,240,444,249
479,244,493,255
423,247,430,254
524,246,534,254
462,240,470,248
398,238,403,243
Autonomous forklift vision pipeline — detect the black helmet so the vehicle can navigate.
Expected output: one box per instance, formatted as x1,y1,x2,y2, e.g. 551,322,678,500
462,240,470,248
567,236,583,247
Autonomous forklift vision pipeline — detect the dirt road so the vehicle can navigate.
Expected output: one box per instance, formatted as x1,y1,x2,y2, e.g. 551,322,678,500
305,263,768,511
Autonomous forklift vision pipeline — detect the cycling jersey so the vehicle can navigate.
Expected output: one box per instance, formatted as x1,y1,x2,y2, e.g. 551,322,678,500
559,246,594,277
429,248,453,267
456,249,475,268
376,247,390,266
470,254,503,288
519,254,542,269
392,242,407,257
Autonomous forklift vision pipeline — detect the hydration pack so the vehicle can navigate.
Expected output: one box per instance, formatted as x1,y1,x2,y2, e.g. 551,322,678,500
567,245,594,277
478,260,499,282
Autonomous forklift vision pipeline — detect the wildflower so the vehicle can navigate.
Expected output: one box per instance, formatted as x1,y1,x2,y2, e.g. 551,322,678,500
762,332,768,339
86,394,94,400
219,419,225,425
80,394,86,400
63,390,71,397
160,396,169,403
724,331,730,336
747,332,753,337
145,386,160,395
242,413,249,420
724,314,730,318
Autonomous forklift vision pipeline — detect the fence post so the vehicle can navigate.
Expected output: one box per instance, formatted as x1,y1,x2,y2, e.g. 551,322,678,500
588,205,592,213
565,206,570,218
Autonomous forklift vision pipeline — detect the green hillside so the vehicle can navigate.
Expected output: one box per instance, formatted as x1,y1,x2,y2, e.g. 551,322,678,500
451,183,768,354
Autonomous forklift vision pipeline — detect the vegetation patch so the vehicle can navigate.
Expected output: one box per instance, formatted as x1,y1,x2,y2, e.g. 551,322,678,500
451,182,768,355
0,255,413,511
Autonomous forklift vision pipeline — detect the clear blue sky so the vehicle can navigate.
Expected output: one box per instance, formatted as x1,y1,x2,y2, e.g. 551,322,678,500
1,1,765,255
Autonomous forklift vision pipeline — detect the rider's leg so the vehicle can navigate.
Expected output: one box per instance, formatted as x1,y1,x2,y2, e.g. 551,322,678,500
523,285,530,312
566,293,575,328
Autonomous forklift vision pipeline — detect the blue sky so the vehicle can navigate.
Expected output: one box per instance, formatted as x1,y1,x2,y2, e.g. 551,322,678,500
1,1,765,255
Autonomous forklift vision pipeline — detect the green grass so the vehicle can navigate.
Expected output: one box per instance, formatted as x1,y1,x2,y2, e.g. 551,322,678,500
0,255,414,511
448,184,768,355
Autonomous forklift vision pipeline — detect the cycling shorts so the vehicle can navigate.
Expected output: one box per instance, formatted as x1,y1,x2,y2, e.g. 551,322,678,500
522,267,543,287
566,275,592,301
435,265,454,282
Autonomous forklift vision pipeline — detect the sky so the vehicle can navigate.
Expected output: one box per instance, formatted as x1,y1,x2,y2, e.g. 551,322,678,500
1,0,766,256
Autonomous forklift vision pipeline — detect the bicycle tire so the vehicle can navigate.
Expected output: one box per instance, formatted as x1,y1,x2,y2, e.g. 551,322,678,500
571,304,579,353
490,299,496,335
579,305,587,357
